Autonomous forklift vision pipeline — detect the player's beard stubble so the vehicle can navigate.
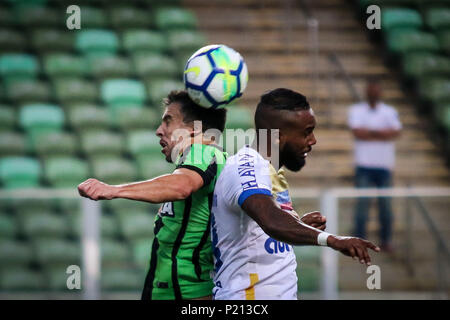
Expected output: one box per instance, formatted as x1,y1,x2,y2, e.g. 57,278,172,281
280,142,306,172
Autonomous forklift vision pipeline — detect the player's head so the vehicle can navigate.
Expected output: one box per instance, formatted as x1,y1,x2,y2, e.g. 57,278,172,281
366,78,382,106
156,90,227,162
254,88,316,172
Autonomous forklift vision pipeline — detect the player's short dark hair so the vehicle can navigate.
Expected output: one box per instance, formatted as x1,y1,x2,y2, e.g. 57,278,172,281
255,88,310,128
163,90,227,132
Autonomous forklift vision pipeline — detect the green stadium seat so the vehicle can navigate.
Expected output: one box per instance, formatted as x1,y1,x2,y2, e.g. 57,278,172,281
101,267,142,290
155,7,197,30
122,30,167,54
101,79,146,106
0,157,41,189
402,53,450,78
53,79,98,104
0,7,15,28
136,154,174,179
434,103,450,129
68,105,110,131
89,55,133,79
225,106,253,129
31,132,78,158
91,157,138,184
104,198,159,215
293,246,321,263
147,79,184,106
0,29,26,52
19,212,69,240
386,29,440,55
44,157,89,188
132,53,178,80
67,211,119,239
5,80,51,104
0,240,33,266
44,266,73,291
78,6,108,28
112,106,160,131
0,105,15,131
76,29,119,57
381,8,423,32
167,30,206,53
0,214,18,239
19,103,65,137
16,6,62,28
34,239,80,267
116,211,155,241
102,239,130,266
44,54,88,79
131,238,153,270
80,130,124,158
127,130,161,158
425,7,450,31
11,198,53,216
419,77,450,104
438,30,450,54
0,54,39,83
31,29,74,53
297,264,319,292
109,6,152,29
0,132,26,156
0,268,46,291
359,0,419,9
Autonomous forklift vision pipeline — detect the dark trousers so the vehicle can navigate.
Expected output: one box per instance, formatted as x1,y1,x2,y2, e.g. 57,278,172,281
353,166,393,245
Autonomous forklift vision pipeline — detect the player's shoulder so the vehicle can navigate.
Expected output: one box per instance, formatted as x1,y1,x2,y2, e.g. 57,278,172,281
227,145,266,166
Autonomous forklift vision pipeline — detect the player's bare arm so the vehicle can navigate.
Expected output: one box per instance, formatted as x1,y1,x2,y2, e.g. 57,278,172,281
77,168,203,203
242,193,380,265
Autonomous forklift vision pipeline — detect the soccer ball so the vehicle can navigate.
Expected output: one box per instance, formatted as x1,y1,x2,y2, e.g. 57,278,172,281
183,44,248,108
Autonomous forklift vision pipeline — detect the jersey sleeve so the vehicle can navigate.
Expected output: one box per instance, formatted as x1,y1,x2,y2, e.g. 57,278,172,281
175,144,218,187
222,149,272,208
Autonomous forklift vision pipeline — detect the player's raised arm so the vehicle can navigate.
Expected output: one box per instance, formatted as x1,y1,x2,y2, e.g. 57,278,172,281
77,167,203,203
241,193,380,265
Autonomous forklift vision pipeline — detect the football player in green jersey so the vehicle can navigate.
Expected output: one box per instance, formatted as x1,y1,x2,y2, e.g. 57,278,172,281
78,91,227,300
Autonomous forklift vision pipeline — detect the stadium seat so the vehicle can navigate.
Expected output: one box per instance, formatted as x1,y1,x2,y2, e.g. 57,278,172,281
76,29,119,57
19,103,65,137
104,198,159,215
434,103,450,129
115,211,155,241
101,79,146,106
68,105,110,132
0,132,26,156
101,239,130,266
0,29,26,52
44,157,89,188
132,53,178,80
0,7,15,28
101,268,143,290
5,80,51,104
89,55,133,80
44,54,88,79
15,6,62,28
225,106,254,129
386,29,440,55
126,130,161,158
131,238,153,270
155,7,197,30
31,29,74,53
167,30,206,53
109,6,153,29
31,132,78,158
147,79,184,106
80,130,124,159
402,53,450,78
293,246,321,263
297,264,319,292
425,7,450,31
0,213,18,239
53,79,98,104
45,266,73,291
419,77,450,104
0,240,33,266
112,106,160,131
78,6,108,28
0,54,39,83
122,30,167,54
381,8,423,32
0,106,15,131
91,157,138,185
19,212,69,240
0,157,41,189
0,268,46,291
438,30,450,54
34,239,80,267
136,154,174,179
67,211,119,239
11,198,53,216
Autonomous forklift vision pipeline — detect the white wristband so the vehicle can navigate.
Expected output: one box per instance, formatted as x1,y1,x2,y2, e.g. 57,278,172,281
317,232,331,246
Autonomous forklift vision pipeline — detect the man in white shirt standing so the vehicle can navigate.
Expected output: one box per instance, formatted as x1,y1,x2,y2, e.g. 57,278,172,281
348,79,402,252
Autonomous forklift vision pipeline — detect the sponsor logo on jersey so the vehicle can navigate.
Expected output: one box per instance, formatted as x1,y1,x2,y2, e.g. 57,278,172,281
238,152,258,191
276,190,293,211
264,237,291,254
